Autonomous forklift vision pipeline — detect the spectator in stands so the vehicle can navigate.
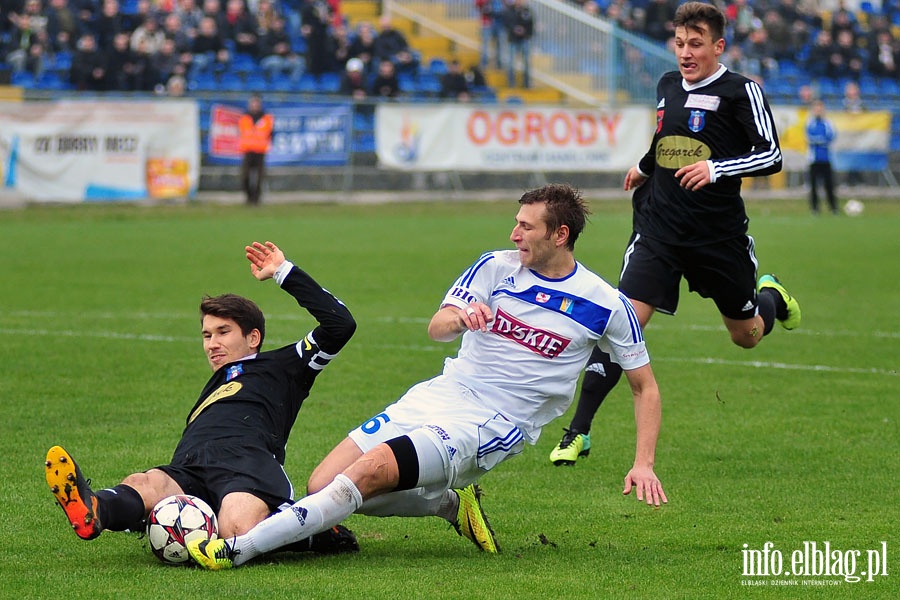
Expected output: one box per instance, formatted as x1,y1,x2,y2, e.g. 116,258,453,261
373,14,418,76
476,0,506,70
162,12,192,56
797,83,815,106
238,93,274,206
339,56,367,100
439,58,470,101
223,0,259,57
164,73,187,96
330,23,352,72
5,7,50,81
869,30,899,79
505,0,533,88
130,15,165,55
644,0,676,44
761,9,792,61
829,1,860,43
255,0,279,34
174,0,204,40
189,15,230,79
371,57,400,99
259,14,305,82
202,0,229,35
105,30,138,90
605,1,638,32
805,99,838,215
830,29,864,81
94,0,125,52
348,20,376,71
300,0,334,76
805,29,833,79
152,36,187,87
127,34,158,91
70,32,106,90
45,0,81,54
741,27,778,81
725,0,757,44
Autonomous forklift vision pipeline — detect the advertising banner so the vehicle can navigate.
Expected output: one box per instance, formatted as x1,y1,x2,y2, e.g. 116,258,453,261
773,106,891,172
0,100,199,202
375,104,654,172
206,102,352,166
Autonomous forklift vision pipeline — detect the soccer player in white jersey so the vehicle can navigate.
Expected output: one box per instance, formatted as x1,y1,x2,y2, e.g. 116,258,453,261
189,184,667,569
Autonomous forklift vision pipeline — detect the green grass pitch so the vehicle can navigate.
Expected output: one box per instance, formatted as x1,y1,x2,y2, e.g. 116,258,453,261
0,196,896,599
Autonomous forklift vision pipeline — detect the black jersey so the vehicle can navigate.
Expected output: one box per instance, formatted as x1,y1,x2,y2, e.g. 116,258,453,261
173,264,356,465
636,66,782,246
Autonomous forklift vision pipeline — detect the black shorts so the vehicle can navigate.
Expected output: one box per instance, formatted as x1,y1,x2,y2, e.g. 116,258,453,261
618,233,759,321
156,440,294,514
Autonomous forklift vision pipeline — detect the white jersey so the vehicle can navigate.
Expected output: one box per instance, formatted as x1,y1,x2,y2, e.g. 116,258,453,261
439,250,649,442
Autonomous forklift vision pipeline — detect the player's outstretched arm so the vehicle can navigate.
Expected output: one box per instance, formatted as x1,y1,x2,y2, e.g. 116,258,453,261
622,364,668,507
246,241,286,281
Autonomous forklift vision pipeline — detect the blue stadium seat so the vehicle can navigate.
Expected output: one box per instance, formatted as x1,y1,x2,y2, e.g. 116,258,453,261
428,58,447,76
218,72,244,91
317,72,341,93
11,71,35,88
231,53,256,75
246,72,268,91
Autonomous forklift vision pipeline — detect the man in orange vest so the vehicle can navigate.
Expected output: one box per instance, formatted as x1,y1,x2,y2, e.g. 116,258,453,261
238,94,274,205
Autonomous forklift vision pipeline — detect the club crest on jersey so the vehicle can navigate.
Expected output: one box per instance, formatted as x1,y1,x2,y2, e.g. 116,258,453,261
535,292,550,303
491,307,571,358
656,109,664,133
226,364,243,381
688,110,705,132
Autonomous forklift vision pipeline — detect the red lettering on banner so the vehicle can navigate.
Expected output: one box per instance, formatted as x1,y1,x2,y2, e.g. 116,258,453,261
600,114,622,145
491,308,571,358
465,110,612,147
497,112,517,145
468,110,490,145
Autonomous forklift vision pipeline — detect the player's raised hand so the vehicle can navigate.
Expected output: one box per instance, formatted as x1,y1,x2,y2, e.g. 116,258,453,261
246,241,285,281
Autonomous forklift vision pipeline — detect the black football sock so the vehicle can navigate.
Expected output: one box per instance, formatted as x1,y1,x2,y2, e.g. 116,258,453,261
568,348,623,434
96,484,145,532
758,291,777,336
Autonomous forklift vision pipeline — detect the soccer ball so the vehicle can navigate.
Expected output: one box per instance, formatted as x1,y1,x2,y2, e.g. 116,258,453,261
147,494,218,565
843,199,864,216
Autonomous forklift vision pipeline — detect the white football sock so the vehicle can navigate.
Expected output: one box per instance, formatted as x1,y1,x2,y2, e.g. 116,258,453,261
232,474,363,566
358,487,456,519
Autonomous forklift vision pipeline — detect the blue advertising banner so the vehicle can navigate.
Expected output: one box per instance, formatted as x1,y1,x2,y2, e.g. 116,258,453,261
207,102,352,166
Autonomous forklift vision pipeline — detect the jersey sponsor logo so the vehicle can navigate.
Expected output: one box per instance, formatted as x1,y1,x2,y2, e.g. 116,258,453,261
188,381,243,424
688,110,706,132
685,93,721,111
491,307,571,358
502,275,516,287
535,292,550,303
449,286,478,305
559,297,573,314
742,300,754,311
657,98,665,109
426,424,451,441
655,135,711,168
446,445,457,461
226,364,243,381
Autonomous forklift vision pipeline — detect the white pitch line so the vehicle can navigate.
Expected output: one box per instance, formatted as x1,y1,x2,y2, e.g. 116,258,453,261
4,327,893,378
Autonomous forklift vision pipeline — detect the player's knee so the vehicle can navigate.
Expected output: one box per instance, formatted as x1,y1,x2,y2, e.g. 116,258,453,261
729,328,762,349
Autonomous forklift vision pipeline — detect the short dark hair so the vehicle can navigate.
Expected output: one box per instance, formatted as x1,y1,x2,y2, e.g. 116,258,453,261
518,183,590,250
200,294,265,349
673,2,726,42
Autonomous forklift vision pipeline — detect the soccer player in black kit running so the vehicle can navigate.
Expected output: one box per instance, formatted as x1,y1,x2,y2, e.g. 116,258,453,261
550,1,802,465
46,241,359,554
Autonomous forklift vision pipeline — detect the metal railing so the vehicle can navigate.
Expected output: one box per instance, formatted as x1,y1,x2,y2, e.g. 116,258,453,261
385,0,674,106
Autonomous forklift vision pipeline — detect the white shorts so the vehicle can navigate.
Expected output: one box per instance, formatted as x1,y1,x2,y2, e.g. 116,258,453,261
348,375,525,496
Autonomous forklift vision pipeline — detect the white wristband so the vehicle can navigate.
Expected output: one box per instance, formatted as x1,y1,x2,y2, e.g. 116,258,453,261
274,260,295,286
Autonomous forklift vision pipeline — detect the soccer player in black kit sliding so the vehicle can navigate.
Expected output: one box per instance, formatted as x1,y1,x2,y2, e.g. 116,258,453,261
45,241,359,554
550,1,802,465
